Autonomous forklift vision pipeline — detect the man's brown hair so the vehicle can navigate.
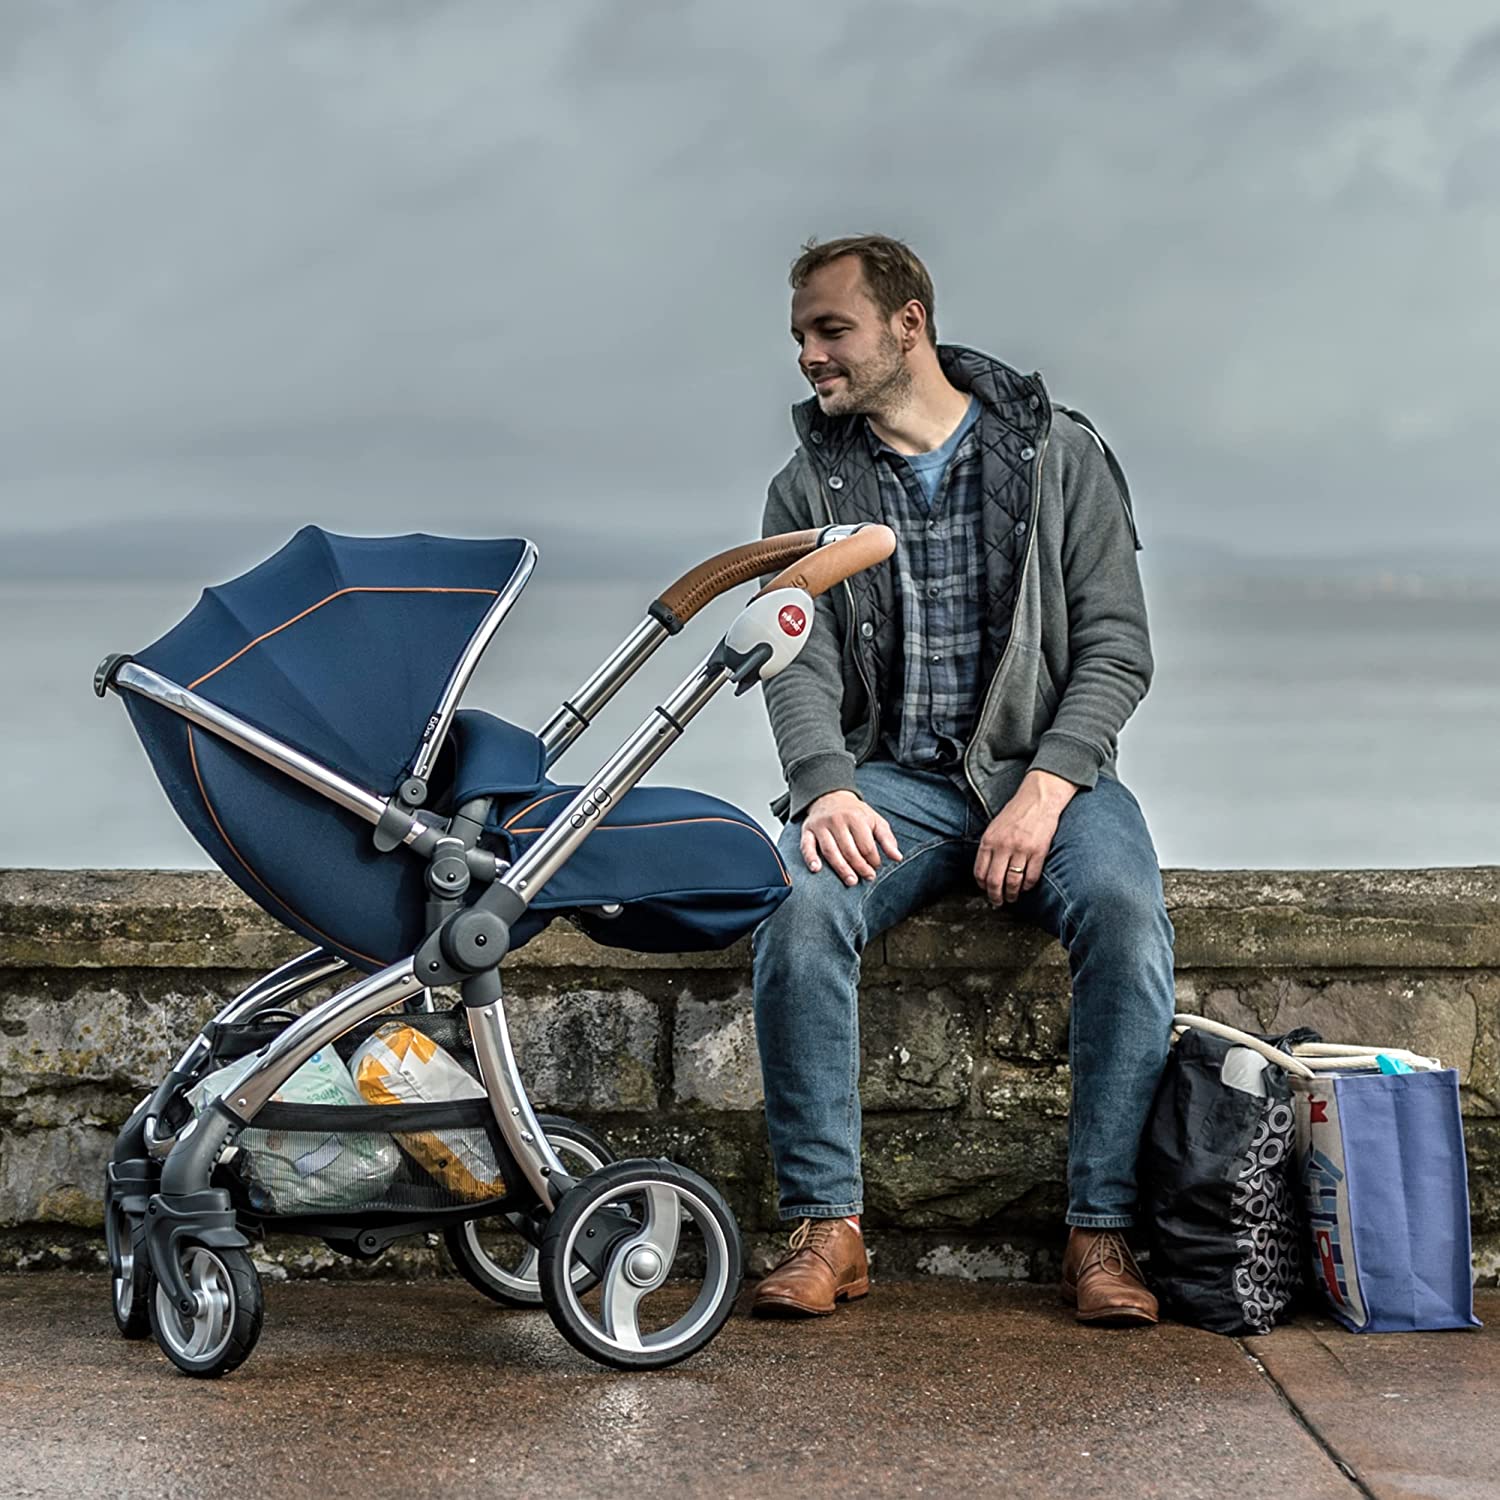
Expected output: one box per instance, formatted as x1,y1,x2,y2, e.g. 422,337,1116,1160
789,234,938,347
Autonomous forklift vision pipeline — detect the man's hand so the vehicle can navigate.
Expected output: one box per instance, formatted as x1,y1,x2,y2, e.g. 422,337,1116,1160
974,770,1078,905
800,790,903,885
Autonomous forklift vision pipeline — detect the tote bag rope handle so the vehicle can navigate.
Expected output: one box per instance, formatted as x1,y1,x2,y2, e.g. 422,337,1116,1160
1289,1042,1442,1069
1173,1016,1442,1076
1172,1014,1316,1078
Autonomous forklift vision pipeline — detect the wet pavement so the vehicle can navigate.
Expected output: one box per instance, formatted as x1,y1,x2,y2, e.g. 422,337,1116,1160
0,1275,1493,1500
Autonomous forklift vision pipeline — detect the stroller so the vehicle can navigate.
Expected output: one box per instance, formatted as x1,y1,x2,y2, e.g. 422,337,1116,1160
97,521,893,1375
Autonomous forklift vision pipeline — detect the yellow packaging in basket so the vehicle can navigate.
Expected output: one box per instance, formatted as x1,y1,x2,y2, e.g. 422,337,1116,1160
350,1022,506,1202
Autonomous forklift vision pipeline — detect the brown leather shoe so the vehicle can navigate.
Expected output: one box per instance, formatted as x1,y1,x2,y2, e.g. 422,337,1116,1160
1060,1228,1159,1326
751,1218,870,1318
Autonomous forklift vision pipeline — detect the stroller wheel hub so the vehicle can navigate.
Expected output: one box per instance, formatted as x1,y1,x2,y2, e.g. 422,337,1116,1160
625,1246,664,1286
540,1160,744,1368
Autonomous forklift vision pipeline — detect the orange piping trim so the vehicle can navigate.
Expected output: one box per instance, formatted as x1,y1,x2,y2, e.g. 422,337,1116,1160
188,729,386,967
502,792,565,829
189,586,499,690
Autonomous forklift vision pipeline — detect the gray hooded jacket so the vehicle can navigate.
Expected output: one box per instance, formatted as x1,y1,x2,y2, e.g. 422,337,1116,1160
760,344,1153,824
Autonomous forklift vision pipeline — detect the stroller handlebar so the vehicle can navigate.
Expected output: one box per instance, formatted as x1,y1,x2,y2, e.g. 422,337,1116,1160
752,523,896,602
542,524,896,770
651,528,821,631
651,524,894,632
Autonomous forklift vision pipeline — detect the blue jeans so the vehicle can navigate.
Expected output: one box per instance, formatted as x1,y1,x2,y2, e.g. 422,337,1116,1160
751,760,1176,1229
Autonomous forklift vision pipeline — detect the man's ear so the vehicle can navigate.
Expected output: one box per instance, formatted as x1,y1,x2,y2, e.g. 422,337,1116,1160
900,299,926,351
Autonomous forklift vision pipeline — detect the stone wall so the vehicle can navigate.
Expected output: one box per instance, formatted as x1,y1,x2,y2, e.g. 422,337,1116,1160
2,867,1497,1282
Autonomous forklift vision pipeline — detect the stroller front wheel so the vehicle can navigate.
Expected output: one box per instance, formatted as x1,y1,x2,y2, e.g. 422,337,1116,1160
104,1188,152,1339
444,1114,615,1307
538,1158,742,1370
149,1244,263,1378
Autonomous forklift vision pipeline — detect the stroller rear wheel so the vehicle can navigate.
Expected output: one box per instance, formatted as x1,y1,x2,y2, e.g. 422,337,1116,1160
538,1158,742,1370
104,1188,151,1339
444,1114,614,1307
149,1244,263,1378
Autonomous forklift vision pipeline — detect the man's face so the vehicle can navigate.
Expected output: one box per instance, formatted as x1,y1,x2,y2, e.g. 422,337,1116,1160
790,256,910,419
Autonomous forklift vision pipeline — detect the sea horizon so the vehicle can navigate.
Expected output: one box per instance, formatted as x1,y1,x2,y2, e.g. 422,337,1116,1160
3,565,1497,873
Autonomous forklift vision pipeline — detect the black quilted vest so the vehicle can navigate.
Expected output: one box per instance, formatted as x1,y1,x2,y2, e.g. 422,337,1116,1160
791,345,1051,757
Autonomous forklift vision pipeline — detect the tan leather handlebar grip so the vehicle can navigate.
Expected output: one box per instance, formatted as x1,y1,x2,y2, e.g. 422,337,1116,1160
652,529,822,629
755,524,896,601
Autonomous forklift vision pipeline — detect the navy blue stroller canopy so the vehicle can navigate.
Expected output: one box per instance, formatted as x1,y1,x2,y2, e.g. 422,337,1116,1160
123,527,788,971
134,527,530,792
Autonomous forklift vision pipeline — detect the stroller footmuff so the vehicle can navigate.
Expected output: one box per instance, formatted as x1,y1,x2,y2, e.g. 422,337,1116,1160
97,522,894,1374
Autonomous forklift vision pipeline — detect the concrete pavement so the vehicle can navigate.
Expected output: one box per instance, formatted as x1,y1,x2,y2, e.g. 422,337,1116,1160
0,1275,1493,1500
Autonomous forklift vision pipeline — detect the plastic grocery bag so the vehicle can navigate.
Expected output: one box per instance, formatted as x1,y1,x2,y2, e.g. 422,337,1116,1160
350,1022,507,1202
189,1047,401,1213
1293,1067,1480,1333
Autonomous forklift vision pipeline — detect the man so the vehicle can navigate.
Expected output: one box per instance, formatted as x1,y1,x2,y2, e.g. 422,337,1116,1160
750,234,1175,1326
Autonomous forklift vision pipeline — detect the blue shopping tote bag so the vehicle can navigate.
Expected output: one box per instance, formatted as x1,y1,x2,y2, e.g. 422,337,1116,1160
1294,1068,1481,1333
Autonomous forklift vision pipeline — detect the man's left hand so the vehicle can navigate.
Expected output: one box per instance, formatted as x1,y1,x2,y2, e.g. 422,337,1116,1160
974,770,1079,905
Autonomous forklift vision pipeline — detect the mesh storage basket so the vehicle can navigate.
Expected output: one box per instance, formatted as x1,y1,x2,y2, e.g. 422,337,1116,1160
206,1008,514,1218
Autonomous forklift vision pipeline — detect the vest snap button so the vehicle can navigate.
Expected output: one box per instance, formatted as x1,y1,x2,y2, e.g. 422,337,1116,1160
828,475,844,490
860,622,874,639
1020,446,1036,461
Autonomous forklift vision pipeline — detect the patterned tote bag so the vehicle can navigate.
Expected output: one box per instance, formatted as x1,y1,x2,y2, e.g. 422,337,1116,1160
1140,1017,1319,1334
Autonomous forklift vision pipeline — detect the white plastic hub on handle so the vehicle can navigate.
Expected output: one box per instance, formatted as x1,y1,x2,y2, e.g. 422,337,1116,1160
725,587,815,682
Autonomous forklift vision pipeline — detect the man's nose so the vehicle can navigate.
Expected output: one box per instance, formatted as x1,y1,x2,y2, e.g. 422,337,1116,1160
800,340,827,372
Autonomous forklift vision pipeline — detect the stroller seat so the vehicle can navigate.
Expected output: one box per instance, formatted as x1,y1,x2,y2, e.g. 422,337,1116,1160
117,529,793,973
447,709,791,953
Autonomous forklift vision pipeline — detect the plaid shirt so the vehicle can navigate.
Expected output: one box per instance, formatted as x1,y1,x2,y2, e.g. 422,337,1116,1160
867,417,986,772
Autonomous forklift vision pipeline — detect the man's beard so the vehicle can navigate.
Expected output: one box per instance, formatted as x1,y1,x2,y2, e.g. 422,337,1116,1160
815,330,912,420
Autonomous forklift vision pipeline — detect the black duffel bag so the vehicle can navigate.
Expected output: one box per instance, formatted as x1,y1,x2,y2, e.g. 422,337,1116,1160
1140,1015,1320,1334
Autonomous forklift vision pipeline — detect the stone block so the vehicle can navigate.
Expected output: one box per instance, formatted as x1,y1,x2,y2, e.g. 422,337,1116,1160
1473,1232,1500,1286
979,979,1072,1065
1465,973,1500,1113
1163,867,1500,969
913,1240,1035,1280
672,990,762,1110
1465,1119,1500,1233
975,1061,1071,1121
0,969,244,1094
0,1084,136,1133
858,983,975,1111
0,1123,110,1228
862,1116,1067,1231
504,986,661,1113
882,897,1064,973
0,868,300,970
1201,975,1478,1088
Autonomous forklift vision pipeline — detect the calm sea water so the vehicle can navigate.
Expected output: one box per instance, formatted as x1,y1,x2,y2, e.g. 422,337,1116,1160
3,576,1497,870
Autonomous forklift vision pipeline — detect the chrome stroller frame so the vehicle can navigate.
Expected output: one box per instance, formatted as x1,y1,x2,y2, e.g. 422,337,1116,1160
100,522,894,1374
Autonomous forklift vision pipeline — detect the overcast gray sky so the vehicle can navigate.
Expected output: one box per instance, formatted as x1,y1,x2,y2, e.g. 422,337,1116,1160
4,0,1500,577
3,1,1498,872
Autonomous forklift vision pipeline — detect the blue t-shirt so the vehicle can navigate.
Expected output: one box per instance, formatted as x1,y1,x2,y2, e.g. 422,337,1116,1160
901,398,979,505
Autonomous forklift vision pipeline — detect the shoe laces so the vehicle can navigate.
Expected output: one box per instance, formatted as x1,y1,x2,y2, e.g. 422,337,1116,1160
787,1218,838,1254
1082,1230,1141,1279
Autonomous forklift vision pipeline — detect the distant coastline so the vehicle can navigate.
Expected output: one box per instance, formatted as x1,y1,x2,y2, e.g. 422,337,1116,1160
3,518,1500,597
